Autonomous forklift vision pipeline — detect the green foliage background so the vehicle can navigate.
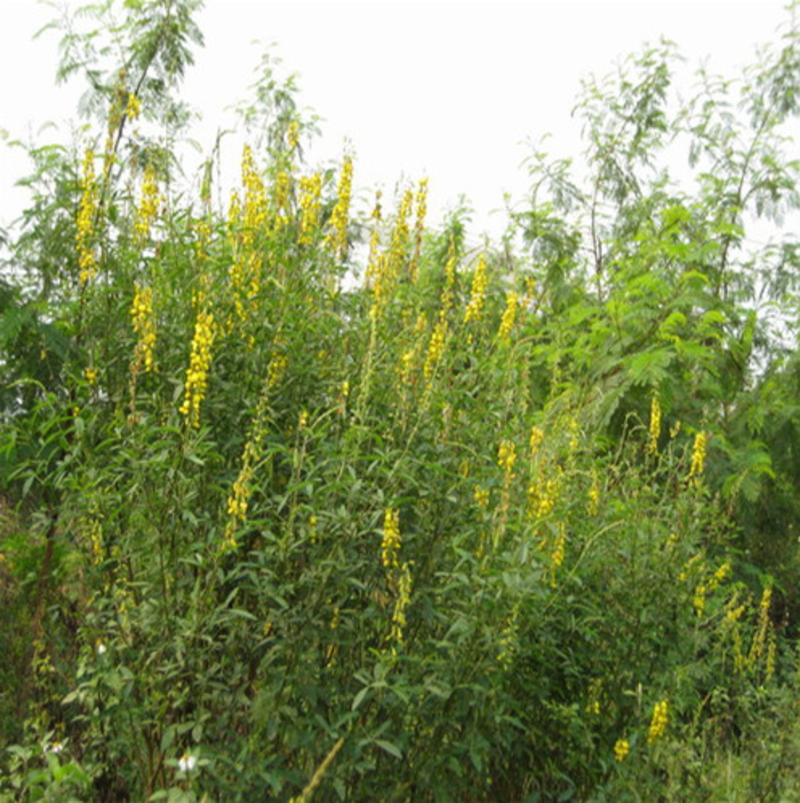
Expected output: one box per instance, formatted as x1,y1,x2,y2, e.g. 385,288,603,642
3,2,800,800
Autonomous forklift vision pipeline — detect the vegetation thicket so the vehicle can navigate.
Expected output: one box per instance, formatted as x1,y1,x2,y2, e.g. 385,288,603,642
3,1,800,799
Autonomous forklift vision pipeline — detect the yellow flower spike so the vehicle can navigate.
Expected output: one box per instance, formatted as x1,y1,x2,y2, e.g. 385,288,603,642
679,554,701,583
286,120,300,151
273,170,292,232
423,320,447,382
473,486,490,511
89,516,103,564
381,508,401,570
414,177,428,228
222,372,280,551
749,586,773,669
364,191,383,287
765,628,777,681
398,349,416,388
267,353,288,390
693,584,706,617
241,145,267,236
497,609,518,667
498,440,517,478
391,189,414,265
647,395,661,456
324,153,354,260
133,167,162,246
568,417,580,454
368,187,416,318
408,177,428,281
440,242,458,317
76,149,98,286
228,188,242,228
714,562,731,585
464,253,488,325
298,173,323,245
647,699,669,745
614,739,630,762
131,284,157,374
688,431,707,484
498,292,520,342
549,523,567,587
180,308,216,427
529,425,545,455
388,562,413,651
586,678,603,716
528,464,561,521
126,93,142,121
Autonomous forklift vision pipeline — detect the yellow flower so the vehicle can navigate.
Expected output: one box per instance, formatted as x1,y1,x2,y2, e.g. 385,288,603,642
549,523,567,587
133,168,161,245
364,191,383,286
89,516,103,564
497,610,518,667
614,739,630,762
126,93,142,121
267,353,289,390
298,172,323,245
749,586,773,668
76,149,98,286
647,699,669,744
528,469,561,520
464,254,488,325
688,431,707,483
241,144,268,239
286,120,300,151
388,562,413,650
408,177,429,281
714,562,731,584
529,425,545,455
693,584,706,617
473,486,490,511
324,154,353,259
381,508,401,570
647,395,661,456
131,284,157,373
498,292,519,342
223,386,275,551
423,320,447,382
369,187,414,319
498,440,517,477
179,308,216,427
273,170,292,231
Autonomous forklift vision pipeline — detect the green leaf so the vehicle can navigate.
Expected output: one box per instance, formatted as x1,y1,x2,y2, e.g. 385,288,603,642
374,739,403,760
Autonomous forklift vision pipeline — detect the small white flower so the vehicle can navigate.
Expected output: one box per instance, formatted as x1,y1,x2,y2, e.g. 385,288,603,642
178,753,197,772
48,740,64,754
96,642,107,655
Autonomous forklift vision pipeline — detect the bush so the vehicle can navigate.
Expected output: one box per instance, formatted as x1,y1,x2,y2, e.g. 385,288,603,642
2,2,800,799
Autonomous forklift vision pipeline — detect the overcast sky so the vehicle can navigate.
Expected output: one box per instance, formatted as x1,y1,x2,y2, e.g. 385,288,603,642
0,0,795,240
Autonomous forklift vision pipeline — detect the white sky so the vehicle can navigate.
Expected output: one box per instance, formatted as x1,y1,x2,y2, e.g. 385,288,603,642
0,0,795,241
